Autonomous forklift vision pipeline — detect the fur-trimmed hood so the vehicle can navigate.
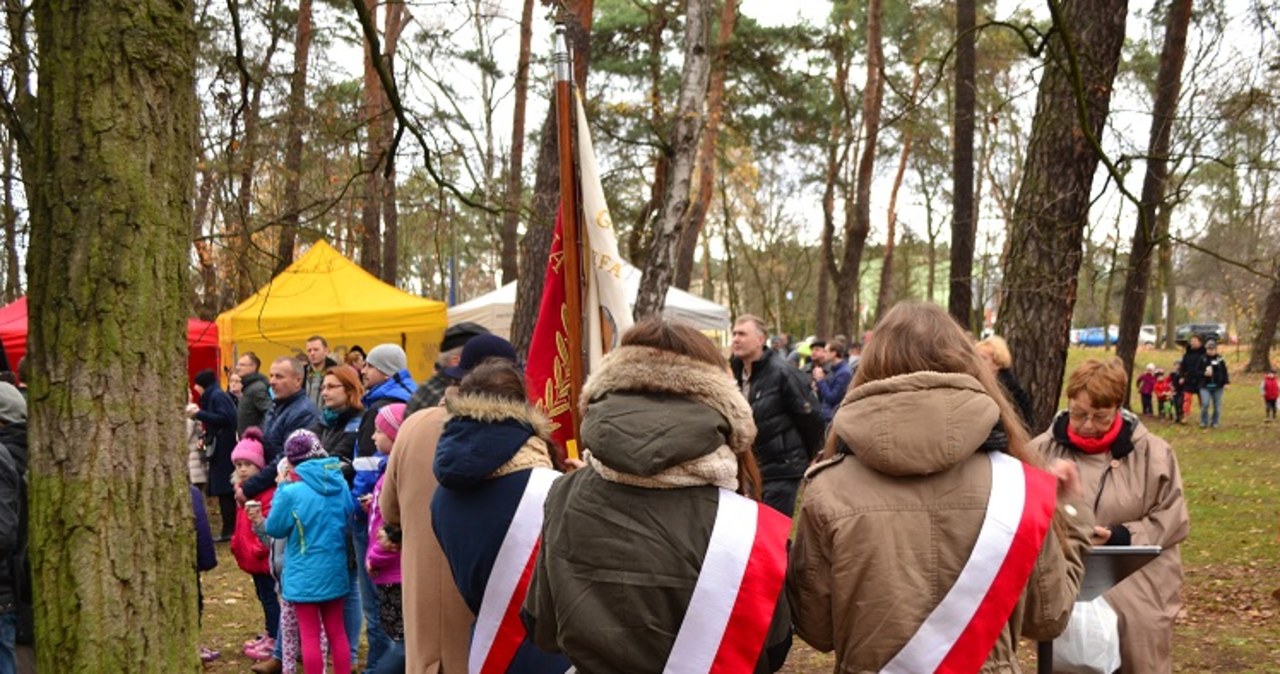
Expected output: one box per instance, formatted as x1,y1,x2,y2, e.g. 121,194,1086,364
579,346,755,490
581,345,756,457
434,393,554,490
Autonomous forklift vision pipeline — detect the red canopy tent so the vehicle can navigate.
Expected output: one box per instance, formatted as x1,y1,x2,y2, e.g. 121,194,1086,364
0,296,221,385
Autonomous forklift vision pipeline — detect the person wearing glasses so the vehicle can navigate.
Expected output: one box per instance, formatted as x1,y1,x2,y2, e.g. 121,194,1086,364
1031,357,1189,674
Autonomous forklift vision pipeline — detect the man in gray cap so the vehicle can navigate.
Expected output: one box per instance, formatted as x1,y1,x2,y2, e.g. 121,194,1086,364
0,382,28,671
404,322,491,415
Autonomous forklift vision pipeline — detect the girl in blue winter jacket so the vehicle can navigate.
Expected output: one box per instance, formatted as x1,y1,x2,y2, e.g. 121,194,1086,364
264,429,355,674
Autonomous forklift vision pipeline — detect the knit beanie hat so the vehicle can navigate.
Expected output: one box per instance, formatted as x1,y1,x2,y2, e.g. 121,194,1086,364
375,403,407,442
0,383,25,425
231,427,266,468
366,344,408,376
284,428,328,465
194,369,218,389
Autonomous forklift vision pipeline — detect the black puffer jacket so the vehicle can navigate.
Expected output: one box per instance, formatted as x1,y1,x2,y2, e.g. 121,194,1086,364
1180,345,1208,391
731,349,824,481
0,423,28,618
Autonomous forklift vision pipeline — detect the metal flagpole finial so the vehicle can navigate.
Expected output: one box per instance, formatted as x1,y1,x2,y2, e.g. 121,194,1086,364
554,23,572,83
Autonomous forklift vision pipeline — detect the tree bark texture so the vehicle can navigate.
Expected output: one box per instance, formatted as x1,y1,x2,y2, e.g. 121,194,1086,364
359,0,385,279
500,0,536,285
832,0,882,337
949,0,976,331
674,0,737,291
634,0,712,319
379,1,408,284
275,0,314,275
2,132,20,302
1116,0,1191,388
510,1,594,358
29,1,197,670
996,0,1128,431
1249,262,1280,372
875,59,922,323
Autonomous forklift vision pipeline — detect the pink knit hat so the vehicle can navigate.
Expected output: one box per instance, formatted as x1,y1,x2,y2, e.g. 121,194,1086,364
375,403,407,442
231,427,266,468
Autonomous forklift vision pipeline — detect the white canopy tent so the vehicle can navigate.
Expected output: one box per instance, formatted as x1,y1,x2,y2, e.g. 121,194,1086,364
448,264,732,339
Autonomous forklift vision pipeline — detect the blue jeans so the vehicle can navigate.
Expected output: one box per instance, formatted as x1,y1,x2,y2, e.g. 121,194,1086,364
368,640,405,674
1200,387,1224,427
344,568,362,664
0,610,16,674
352,524,392,671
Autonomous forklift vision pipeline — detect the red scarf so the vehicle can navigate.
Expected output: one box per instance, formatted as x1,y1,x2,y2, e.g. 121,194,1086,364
1066,413,1122,454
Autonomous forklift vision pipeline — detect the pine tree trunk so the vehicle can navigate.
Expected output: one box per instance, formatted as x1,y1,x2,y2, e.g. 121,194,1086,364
1159,203,1177,349
192,166,219,319
834,0,883,337
635,0,712,319
875,59,921,322
28,1,196,669
510,1,594,357
949,0,976,330
379,1,408,285
996,0,1128,431
2,132,19,302
674,0,736,291
1116,0,1191,383
1248,259,1280,373
275,0,313,275
359,0,384,278
501,0,536,285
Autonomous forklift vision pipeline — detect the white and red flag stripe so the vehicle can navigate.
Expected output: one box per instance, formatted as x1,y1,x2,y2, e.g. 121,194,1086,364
664,489,791,674
469,468,559,674
881,451,1057,674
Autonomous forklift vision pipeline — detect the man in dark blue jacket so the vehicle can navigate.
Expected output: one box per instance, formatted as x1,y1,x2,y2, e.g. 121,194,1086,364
237,357,321,503
729,315,824,517
190,369,239,540
813,341,852,423
0,383,28,672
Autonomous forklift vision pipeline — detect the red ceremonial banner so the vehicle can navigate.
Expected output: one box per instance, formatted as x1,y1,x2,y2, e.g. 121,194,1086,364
525,209,578,455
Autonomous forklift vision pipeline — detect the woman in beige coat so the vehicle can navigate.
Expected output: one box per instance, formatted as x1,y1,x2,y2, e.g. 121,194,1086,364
1030,358,1189,674
788,302,1095,672
378,406,472,674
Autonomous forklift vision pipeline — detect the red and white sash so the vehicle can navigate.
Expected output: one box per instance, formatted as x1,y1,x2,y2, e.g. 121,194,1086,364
664,489,791,674
469,467,559,674
881,451,1057,674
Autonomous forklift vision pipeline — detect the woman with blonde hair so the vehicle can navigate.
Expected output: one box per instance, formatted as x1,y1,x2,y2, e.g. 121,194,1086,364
976,334,1034,429
524,317,793,672
789,302,1094,672
1030,358,1188,673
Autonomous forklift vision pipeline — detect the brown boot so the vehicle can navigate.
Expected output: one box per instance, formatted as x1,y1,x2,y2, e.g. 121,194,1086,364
249,657,282,674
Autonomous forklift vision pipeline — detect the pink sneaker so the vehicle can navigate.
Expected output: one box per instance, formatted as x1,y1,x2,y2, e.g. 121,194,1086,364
243,633,267,650
246,637,276,662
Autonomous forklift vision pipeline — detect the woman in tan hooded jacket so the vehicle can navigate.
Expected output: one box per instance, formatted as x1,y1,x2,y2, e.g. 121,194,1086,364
788,302,1095,672
1029,358,1189,674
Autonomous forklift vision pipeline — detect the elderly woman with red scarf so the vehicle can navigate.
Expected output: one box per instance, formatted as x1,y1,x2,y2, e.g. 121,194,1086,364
1030,358,1189,674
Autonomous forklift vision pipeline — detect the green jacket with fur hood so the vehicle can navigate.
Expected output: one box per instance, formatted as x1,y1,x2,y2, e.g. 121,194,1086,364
523,345,792,674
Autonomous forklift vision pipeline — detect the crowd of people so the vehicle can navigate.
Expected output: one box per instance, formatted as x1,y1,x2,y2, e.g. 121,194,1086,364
179,304,1203,674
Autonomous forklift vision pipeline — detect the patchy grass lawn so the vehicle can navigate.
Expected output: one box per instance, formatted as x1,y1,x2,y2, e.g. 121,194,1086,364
201,346,1280,672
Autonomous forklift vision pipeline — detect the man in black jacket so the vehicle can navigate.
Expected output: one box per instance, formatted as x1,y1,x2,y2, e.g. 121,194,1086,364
234,352,272,436
730,315,824,517
0,383,28,671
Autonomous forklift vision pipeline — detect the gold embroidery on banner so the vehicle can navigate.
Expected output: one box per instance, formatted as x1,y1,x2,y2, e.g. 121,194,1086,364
535,304,574,437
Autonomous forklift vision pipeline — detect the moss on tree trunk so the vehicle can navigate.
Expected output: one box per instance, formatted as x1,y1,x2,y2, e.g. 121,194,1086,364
27,1,197,671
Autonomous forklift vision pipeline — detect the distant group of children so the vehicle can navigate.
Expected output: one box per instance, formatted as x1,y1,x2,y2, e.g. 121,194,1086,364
1135,357,1279,425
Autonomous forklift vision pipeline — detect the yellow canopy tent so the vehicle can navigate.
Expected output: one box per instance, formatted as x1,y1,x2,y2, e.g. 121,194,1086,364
216,240,447,382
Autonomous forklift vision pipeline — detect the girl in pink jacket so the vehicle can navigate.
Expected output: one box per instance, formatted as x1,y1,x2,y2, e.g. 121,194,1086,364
367,403,406,658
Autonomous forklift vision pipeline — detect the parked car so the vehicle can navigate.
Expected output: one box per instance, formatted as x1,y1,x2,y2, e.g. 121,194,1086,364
1139,324,1158,346
1174,322,1225,345
1078,326,1118,347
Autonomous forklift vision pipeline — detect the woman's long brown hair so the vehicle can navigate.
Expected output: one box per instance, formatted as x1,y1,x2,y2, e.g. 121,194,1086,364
620,316,765,501
823,301,1036,468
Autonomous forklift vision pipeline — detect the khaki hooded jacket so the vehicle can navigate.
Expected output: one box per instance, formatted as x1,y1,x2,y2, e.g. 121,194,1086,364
788,372,1095,673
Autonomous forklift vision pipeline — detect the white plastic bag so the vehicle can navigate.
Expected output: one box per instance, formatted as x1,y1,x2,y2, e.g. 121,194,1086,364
1051,596,1122,674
